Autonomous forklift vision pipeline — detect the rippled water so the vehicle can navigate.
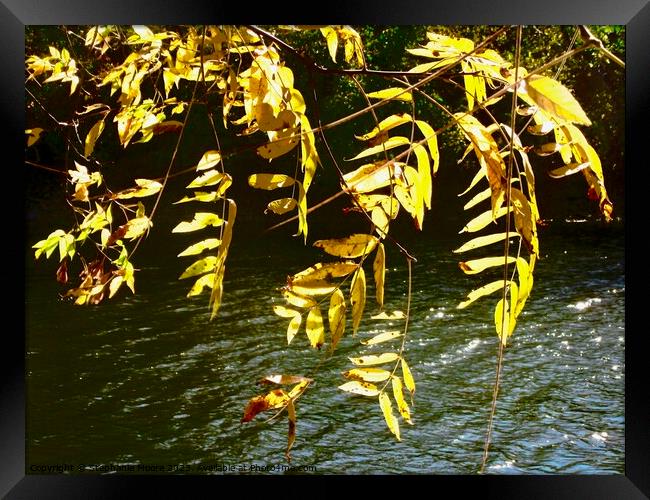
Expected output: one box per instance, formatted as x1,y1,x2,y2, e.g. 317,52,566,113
26,220,624,474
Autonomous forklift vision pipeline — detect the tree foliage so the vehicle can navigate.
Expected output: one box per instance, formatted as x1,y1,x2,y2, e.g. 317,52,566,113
25,25,622,468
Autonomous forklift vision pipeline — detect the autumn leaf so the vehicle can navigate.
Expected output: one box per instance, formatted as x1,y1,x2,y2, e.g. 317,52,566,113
313,234,378,259
379,392,401,440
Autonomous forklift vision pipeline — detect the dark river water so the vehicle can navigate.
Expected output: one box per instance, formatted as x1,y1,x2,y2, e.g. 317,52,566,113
25,218,624,475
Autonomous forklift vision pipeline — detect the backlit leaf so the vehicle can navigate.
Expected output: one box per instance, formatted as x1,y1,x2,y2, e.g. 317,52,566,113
370,310,405,320
172,212,224,233
350,267,366,336
209,199,236,320
342,161,404,193
391,376,413,424
314,234,378,258
457,280,511,309
289,280,337,296
453,232,513,253
355,113,412,141
548,162,590,179
415,120,439,175
283,290,316,309
187,170,223,188
248,173,295,190
84,119,105,157
292,262,358,283
343,368,391,383
459,206,511,233
195,150,222,171
401,359,415,395
259,374,312,386
114,178,163,199
187,273,215,297
328,289,346,349
523,75,591,126
174,191,219,204
349,353,399,366
459,256,516,275
361,330,402,345
321,27,338,62
273,305,301,318
366,87,412,102
257,127,300,159
286,399,296,462
373,242,385,309
379,392,401,441
338,380,380,397
305,307,325,348
347,136,410,161
286,314,302,345
26,128,44,147
177,238,221,257
265,198,297,215
179,256,218,279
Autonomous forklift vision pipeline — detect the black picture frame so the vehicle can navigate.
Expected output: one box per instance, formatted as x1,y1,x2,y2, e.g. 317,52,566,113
5,1,646,497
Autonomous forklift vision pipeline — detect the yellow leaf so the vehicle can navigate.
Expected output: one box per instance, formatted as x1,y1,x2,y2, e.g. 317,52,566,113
179,256,218,279
338,380,380,397
350,267,366,336
265,198,297,215
177,238,221,257
401,359,415,395
459,256,516,275
415,120,439,175
361,330,402,345
328,289,346,349
457,280,511,309
248,173,295,190
355,113,412,141
342,161,404,194
320,27,338,62
349,353,399,366
26,128,44,147
366,87,412,102
391,376,413,424
515,256,534,317
286,399,297,462
413,143,432,209
453,232,513,253
273,305,301,318
172,212,224,233
123,217,152,240
370,310,404,320
296,182,308,242
548,162,590,179
495,282,519,344
114,178,163,199
300,115,319,192
84,119,105,157
259,374,312,386
187,169,224,189
292,262,358,283
289,280,337,296
187,273,215,297
379,392,401,441
174,191,219,204
459,206,511,233
347,136,410,161
282,290,316,309
373,242,385,309
108,276,123,298
195,150,222,171
287,314,302,345
523,75,591,126
209,199,236,320
314,234,378,258
343,368,391,383
305,307,325,348
257,127,300,159
510,188,539,255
